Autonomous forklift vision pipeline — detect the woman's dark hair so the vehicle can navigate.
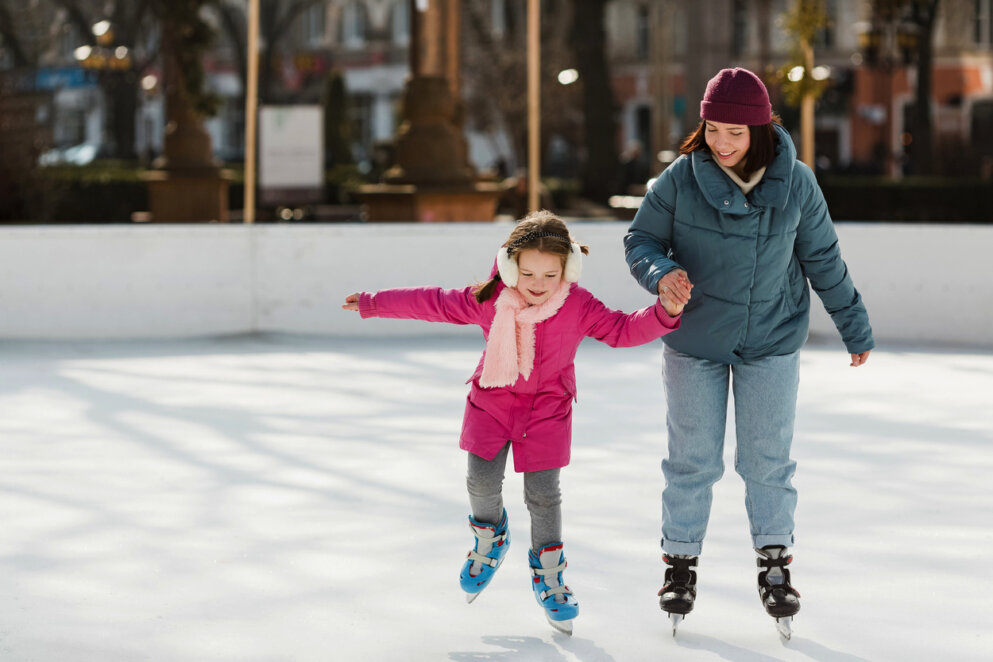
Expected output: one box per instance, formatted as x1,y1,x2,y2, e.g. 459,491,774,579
678,113,783,180
472,209,589,303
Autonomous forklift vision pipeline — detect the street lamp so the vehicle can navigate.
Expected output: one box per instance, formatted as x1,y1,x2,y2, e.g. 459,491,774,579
557,69,579,86
73,21,131,71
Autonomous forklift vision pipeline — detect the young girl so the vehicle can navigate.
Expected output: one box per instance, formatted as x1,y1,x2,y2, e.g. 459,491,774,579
342,210,686,634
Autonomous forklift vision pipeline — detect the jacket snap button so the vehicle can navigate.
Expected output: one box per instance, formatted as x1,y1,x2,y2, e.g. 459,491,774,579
723,200,729,205
744,202,749,208
522,432,527,438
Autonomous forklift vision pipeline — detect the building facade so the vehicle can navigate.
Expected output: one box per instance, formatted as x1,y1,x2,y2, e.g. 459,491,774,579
607,0,993,177
4,0,992,180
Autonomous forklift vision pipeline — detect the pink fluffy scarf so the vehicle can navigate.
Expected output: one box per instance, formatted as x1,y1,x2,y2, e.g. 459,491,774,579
479,282,571,388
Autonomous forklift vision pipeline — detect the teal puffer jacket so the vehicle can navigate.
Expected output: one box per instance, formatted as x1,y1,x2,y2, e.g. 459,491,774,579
625,124,873,364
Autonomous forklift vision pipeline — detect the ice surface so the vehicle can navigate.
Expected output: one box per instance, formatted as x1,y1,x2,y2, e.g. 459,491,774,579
2,334,991,661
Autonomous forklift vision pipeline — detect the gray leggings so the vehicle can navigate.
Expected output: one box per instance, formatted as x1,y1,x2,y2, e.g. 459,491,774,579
466,443,562,552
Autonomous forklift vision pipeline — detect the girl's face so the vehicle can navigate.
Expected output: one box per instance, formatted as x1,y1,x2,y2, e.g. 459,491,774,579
705,120,751,172
514,249,564,305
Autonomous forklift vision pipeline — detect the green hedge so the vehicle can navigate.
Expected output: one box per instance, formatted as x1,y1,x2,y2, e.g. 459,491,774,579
8,165,991,224
0,161,365,223
819,176,993,223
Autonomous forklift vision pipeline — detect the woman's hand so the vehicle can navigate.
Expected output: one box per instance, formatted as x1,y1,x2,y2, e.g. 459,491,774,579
342,293,360,312
850,350,871,367
658,269,693,316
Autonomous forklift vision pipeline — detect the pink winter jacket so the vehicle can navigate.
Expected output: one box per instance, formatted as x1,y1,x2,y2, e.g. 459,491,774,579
358,282,679,472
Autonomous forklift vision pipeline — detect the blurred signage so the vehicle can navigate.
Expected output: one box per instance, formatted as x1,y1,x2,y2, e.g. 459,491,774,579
35,67,99,91
259,105,324,206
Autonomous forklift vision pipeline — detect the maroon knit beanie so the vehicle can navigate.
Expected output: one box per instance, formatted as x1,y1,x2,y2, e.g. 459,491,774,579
700,68,771,126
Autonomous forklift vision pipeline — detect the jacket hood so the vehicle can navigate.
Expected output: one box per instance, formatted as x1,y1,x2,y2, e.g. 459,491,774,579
690,122,796,214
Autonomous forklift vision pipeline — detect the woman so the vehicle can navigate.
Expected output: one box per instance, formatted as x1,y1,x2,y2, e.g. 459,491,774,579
624,68,873,637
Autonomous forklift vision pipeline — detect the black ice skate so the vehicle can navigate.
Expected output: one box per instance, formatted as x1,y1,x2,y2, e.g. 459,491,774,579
756,545,801,639
658,554,697,635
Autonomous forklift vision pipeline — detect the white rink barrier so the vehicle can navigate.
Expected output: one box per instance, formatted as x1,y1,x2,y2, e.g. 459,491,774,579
0,222,990,347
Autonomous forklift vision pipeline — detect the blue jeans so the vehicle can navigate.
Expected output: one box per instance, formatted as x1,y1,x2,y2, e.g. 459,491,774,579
661,345,799,556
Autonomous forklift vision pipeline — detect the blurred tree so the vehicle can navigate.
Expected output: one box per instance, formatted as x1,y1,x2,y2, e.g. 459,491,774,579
571,0,617,203
775,0,830,168
322,67,354,166
903,0,940,175
53,0,158,160
211,0,324,106
144,0,229,222
149,0,219,118
462,0,583,181
0,2,31,67
865,0,940,175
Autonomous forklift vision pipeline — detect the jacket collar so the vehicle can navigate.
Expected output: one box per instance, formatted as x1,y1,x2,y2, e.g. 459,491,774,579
690,123,795,213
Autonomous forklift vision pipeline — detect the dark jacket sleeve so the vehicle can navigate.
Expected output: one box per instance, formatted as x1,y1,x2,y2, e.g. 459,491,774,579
793,165,875,353
624,162,685,295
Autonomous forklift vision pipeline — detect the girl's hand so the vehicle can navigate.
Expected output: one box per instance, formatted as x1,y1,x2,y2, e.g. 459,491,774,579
658,269,692,316
342,293,360,312
850,350,871,367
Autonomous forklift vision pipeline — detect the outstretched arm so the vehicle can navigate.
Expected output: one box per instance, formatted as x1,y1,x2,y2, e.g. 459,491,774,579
341,286,484,326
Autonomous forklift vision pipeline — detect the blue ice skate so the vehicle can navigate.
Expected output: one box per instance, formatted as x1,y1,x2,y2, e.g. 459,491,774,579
528,542,579,635
459,510,510,603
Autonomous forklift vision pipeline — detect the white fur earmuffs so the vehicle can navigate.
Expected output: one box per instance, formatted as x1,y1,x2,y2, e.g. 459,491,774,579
497,242,583,287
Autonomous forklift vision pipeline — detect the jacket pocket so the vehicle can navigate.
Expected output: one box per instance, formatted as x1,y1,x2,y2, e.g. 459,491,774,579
783,259,806,315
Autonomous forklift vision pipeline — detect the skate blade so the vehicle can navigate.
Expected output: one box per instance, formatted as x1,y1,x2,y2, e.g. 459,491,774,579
669,613,684,636
465,591,481,604
546,614,573,635
776,616,793,640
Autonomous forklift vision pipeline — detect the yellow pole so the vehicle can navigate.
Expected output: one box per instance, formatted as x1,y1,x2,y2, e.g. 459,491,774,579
527,0,540,212
243,0,260,223
800,38,815,169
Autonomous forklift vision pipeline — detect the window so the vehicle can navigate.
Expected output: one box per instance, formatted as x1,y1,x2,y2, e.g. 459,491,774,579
976,0,993,46
732,0,748,57
391,0,410,47
491,0,506,38
0,36,10,69
59,22,83,62
814,0,837,50
672,5,687,56
55,107,87,146
307,4,326,46
349,92,373,162
636,4,651,61
342,1,368,49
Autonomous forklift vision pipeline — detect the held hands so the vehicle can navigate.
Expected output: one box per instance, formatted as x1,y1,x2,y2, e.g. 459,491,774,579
342,293,360,312
657,269,693,317
850,350,871,367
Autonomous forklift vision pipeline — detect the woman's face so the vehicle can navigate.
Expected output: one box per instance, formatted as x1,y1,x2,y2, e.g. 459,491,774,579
705,120,750,171
514,249,564,305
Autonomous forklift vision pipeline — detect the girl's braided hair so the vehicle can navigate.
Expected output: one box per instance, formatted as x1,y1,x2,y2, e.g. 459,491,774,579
472,210,589,303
